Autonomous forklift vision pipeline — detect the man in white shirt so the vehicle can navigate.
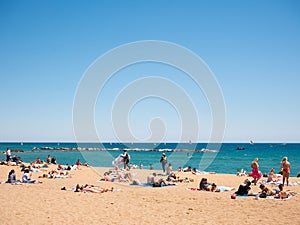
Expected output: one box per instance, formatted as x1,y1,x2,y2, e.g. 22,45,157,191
6,148,11,162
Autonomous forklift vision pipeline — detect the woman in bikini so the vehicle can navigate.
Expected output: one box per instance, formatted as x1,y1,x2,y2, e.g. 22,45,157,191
280,157,290,186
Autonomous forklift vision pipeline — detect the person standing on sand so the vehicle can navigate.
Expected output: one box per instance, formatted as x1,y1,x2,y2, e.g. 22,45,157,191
160,153,167,173
6,148,11,162
46,155,51,164
280,157,290,186
250,158,262,185
121,150,130,169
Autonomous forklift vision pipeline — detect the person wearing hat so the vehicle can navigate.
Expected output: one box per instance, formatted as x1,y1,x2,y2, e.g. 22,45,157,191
160,153,168,173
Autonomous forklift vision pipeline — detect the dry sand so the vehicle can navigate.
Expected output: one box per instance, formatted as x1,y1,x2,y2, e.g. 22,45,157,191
0,165,299,225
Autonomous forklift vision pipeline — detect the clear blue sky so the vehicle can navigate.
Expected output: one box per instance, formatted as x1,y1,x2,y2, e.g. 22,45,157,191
0,0,299,142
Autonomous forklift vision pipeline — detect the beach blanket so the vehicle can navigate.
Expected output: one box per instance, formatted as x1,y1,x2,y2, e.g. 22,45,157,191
267,195,293,201
258,181,300,186
186,186,234,192
0,181,23,185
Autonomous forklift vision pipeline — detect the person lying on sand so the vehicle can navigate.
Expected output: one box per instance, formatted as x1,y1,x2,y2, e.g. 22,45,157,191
274,184,297,199
259,184,276,197
166,172,194,183
62,184,114,193
100,171,133,183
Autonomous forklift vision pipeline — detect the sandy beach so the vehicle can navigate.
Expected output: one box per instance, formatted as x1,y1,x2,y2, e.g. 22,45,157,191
0,164,299,225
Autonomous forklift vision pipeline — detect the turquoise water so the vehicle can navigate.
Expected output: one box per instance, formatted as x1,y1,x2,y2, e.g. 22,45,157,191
1,142,299,176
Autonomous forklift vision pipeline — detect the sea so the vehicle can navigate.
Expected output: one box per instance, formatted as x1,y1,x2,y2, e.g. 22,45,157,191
1,142,299,176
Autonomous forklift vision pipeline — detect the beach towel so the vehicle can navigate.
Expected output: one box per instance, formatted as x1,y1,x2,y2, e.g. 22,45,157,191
258,181,300,186
0,181,23,185
186,186,234,192
267,195,293,201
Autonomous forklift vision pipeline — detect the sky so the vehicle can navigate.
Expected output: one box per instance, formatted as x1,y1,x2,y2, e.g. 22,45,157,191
0,0,299,143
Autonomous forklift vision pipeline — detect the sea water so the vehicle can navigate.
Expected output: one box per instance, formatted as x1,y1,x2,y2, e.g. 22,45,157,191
0,142,299,176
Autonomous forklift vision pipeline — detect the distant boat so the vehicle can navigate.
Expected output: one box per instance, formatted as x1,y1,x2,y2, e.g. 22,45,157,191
236,147,245,150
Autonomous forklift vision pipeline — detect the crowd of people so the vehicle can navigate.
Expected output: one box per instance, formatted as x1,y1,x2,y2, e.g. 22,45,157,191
1,148,299,198
2,152,88,185
247,156,291,187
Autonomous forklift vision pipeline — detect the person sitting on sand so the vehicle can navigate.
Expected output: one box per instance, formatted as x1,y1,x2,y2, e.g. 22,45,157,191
76,159,82,166
297,172,300,178
236,169,247,176
267,168,277,182
235,179,255,196
191,168,198,175
35,157,41,164
199,178,211,191
7,169,20,183
51,156,57,164
280,157,290,186
183,166,192,172
147,172,157,184
22,169,36,183
249,158,262,185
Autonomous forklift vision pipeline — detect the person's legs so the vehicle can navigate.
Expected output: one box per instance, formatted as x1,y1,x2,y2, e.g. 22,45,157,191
253,178,257,185
282,175,286,186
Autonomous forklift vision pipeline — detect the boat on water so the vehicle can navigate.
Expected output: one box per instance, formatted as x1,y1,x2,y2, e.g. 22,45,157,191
236,147,245,150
